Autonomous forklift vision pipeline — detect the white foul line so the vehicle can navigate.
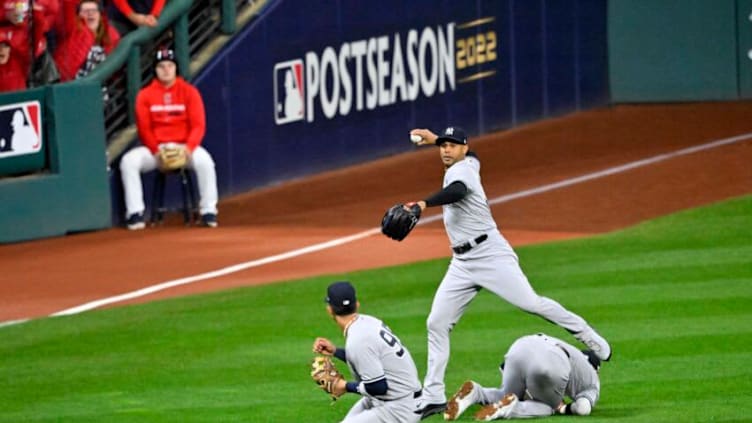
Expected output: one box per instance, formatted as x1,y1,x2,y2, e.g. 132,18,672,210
2,132,750,328
485,132,752,205
51,228,382,317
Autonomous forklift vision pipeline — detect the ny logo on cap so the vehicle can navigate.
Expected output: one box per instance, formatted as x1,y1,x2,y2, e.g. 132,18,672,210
444,127,454,135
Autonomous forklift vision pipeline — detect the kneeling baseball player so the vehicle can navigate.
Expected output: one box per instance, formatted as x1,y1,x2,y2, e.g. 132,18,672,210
311,281,423,422
445,333,602,421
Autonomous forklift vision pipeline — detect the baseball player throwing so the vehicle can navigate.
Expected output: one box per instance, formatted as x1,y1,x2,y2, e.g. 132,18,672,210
405,126,611,419
313,281,423,422
445,333,601,420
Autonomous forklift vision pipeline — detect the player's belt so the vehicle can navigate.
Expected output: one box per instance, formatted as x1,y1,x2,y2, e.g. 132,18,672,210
452,234,488,254
382,390,422,402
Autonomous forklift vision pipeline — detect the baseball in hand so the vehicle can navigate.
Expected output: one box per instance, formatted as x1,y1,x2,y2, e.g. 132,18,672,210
410,134,423,144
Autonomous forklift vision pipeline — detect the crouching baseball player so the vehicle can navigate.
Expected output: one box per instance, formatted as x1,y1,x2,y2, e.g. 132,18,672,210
311,281,423,423
445,333,601,421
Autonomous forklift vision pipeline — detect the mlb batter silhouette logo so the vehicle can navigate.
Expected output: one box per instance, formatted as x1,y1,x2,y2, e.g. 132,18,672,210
273,59,304,125
0,101,42,157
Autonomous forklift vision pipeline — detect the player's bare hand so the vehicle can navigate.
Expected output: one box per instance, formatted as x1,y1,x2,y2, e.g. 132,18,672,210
410,129,438,146
313,337,336,355
405,201,426,212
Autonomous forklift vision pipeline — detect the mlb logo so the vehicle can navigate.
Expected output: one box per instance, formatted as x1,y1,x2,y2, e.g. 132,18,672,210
0,101,42,158
273,59,305,125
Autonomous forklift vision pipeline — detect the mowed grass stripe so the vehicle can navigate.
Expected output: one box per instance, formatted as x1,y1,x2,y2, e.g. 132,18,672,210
0,195,750,422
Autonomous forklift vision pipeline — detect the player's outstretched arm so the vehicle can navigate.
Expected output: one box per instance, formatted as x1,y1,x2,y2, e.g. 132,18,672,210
410,128,438,146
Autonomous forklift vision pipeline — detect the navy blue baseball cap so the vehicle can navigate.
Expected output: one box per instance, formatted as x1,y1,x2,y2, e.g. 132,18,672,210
435,126,468,145
325,281,357,315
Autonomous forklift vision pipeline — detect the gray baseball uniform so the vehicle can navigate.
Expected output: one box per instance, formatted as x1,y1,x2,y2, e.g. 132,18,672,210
475,333,600,418
422,155,607,404
341,314,422,423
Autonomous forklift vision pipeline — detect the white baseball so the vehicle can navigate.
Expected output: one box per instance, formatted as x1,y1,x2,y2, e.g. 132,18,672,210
410,134,423,144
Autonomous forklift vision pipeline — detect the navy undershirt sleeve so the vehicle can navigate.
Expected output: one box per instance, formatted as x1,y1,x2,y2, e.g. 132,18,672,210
364,379,388,396
334,348,346,362
346,381,359,393
345,379,389,395
424,181,468,207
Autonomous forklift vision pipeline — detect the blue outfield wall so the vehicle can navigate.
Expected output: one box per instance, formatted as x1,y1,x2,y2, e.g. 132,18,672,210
191,0,608,198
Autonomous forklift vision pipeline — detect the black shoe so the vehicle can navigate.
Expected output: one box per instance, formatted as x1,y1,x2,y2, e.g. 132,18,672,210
416,402,447,420
200,213,218,228
125,213,145,230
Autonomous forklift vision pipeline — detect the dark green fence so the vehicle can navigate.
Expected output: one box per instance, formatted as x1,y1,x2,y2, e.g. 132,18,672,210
609,0,747,102
0,82,111,243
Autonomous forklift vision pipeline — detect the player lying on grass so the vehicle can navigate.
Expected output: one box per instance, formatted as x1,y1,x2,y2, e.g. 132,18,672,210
444,333,601,421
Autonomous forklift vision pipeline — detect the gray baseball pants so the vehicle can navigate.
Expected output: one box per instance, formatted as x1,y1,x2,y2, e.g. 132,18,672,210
422,236,590,403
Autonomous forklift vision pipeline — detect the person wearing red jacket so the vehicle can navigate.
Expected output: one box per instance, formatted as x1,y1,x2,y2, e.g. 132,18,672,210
37,0,58,29
53,0,119,81
119,48,218,229
0,0,48,89
107,0,163,35
0,29,27,92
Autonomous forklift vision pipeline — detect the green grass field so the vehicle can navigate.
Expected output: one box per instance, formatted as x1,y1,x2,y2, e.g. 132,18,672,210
1,195,751,422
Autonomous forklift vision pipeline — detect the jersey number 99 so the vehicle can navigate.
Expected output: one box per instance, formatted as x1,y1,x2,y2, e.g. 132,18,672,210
379,328,405,357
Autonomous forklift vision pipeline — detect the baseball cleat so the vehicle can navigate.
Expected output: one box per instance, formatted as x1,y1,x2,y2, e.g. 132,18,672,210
444,380,480,420
474,393,518,421
575,329,611,361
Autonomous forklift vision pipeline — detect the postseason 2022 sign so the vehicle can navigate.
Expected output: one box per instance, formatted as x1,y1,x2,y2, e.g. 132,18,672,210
195,0,607,196
272,22,476,125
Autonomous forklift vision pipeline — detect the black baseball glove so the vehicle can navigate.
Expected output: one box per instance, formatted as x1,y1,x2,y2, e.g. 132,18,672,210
381,203,422,241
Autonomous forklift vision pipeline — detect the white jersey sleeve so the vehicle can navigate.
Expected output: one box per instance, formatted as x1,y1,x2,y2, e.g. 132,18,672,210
442,157,498,245
553,337,601,407
345,315,422,401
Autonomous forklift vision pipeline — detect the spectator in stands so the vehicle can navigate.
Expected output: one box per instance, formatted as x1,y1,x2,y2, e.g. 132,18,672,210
0,30,27,92
36,0,58,42
41,0,58,24
119,47,219,230
53,0,119,81
0,0,48,90
50,0,75,49
107,0,163,35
